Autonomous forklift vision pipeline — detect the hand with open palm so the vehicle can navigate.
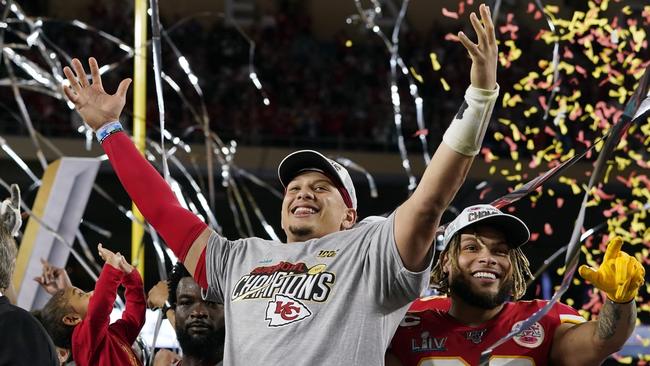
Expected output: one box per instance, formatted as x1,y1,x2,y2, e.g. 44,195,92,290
62,57,132,130
457,4,498,91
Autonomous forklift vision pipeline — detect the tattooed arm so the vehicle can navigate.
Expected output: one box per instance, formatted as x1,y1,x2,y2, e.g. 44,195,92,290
551,237,644,365
550,299,637,365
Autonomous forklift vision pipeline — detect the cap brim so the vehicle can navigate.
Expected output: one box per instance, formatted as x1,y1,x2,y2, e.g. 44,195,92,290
278,150,343,188
477,214,530,248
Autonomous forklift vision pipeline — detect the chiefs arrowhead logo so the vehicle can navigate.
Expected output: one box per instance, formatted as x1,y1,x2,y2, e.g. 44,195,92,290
265,294,312,327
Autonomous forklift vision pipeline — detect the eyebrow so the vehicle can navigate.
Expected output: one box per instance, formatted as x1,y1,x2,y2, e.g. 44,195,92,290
289,179,334,187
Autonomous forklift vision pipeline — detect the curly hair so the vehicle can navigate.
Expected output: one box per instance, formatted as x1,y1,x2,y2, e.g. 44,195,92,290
430,231,532,300
167,262,192,308
37,289,76,349
0,225,17,291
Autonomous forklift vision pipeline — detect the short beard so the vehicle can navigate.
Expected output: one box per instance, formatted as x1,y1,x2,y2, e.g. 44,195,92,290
176,326,225,362
449,273,513,310
288,225,313,239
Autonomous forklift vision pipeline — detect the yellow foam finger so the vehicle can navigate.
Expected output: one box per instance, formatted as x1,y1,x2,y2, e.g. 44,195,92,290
579,265,600,284
603,236,623,262
615,255,630,300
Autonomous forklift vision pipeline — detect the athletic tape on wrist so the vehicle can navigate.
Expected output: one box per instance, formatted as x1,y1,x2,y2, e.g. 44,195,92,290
442,84,499,156
96,121,124,143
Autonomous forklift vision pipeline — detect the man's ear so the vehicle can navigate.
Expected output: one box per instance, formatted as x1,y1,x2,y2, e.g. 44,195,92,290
62,313,82,326
341,208,357,230
442,251,451,275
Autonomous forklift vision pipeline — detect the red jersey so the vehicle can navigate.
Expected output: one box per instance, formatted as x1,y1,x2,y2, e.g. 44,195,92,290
389,296,585,366
72,265,146,366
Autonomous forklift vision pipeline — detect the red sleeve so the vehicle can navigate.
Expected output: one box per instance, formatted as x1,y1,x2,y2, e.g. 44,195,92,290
74,265,123,355
102,131,208,279
194,247,208,289
110,269,146,344
553,302,586,325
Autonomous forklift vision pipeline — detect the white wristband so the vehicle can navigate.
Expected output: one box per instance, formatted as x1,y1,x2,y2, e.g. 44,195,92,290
442,84,499,156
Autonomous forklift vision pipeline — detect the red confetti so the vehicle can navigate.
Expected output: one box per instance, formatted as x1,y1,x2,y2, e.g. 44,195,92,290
530,232,540,241
499,13,519,39
444,33,460,42
643,7,650,23
556,197,564,208
479,187,492,200
593,188,615,200
526,3,535,13
575,130,591,148
543,126,556,137
503,136,518,152
544,223,553,235
538,96,548,111
442,8,459,19
413,129,429,137
563,47,574,59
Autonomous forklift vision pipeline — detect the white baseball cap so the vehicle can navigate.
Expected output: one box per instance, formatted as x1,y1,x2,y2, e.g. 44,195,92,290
278,150,357,209
442,204,530,249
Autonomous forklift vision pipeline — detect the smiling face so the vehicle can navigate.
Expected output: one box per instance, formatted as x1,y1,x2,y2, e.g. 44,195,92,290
281,171,356,242
444,225,513,309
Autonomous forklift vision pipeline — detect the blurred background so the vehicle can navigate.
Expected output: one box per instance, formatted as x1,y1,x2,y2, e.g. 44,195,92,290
1,0,649,363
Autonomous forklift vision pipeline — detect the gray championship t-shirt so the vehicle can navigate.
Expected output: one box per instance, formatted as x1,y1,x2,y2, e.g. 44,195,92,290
205,213,432,365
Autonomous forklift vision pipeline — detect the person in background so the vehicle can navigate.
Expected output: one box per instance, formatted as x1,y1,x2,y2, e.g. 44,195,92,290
0,184,58,366
149,263,225,366
38,244,146,366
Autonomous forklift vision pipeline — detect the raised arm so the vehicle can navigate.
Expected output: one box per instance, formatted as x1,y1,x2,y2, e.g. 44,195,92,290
62,58,210,286
550,237,645,365
111,255,146,344
395,3,499,270
83,245,125,334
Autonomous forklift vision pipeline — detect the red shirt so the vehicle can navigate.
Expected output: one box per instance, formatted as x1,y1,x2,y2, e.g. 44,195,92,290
390,296,585,366
72,265,146,366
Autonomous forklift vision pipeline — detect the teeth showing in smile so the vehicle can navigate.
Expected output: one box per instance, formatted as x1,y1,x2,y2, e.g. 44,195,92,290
294,207,316,215
473,272,496,280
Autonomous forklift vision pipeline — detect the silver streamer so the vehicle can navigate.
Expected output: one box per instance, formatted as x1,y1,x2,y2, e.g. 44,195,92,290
148,0,171,182
335,157,378,198
351,0,430,192
0,178,99,282
479,64,650,365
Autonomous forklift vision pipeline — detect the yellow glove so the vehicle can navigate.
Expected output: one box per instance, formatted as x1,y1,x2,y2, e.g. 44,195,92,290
578,236,645,303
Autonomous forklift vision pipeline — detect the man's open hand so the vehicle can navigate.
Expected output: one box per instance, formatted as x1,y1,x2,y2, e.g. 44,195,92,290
34,258,72,295
579,236,645,303
62,57,131,130
457,4,498,90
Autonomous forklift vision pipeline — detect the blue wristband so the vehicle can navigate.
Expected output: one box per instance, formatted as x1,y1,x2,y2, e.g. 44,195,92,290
96,121,123,143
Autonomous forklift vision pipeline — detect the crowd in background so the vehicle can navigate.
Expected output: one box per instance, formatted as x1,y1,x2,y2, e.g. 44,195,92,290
0,0,600,155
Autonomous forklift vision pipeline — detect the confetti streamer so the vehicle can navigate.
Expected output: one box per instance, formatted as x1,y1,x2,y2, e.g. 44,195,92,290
351,0,430,192
480,63,650,366
0,178,100,283
148,0,171,182
335,157,379,199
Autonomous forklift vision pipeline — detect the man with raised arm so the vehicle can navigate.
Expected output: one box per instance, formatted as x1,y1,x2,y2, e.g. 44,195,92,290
62,4,499,364
387,204,644,366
